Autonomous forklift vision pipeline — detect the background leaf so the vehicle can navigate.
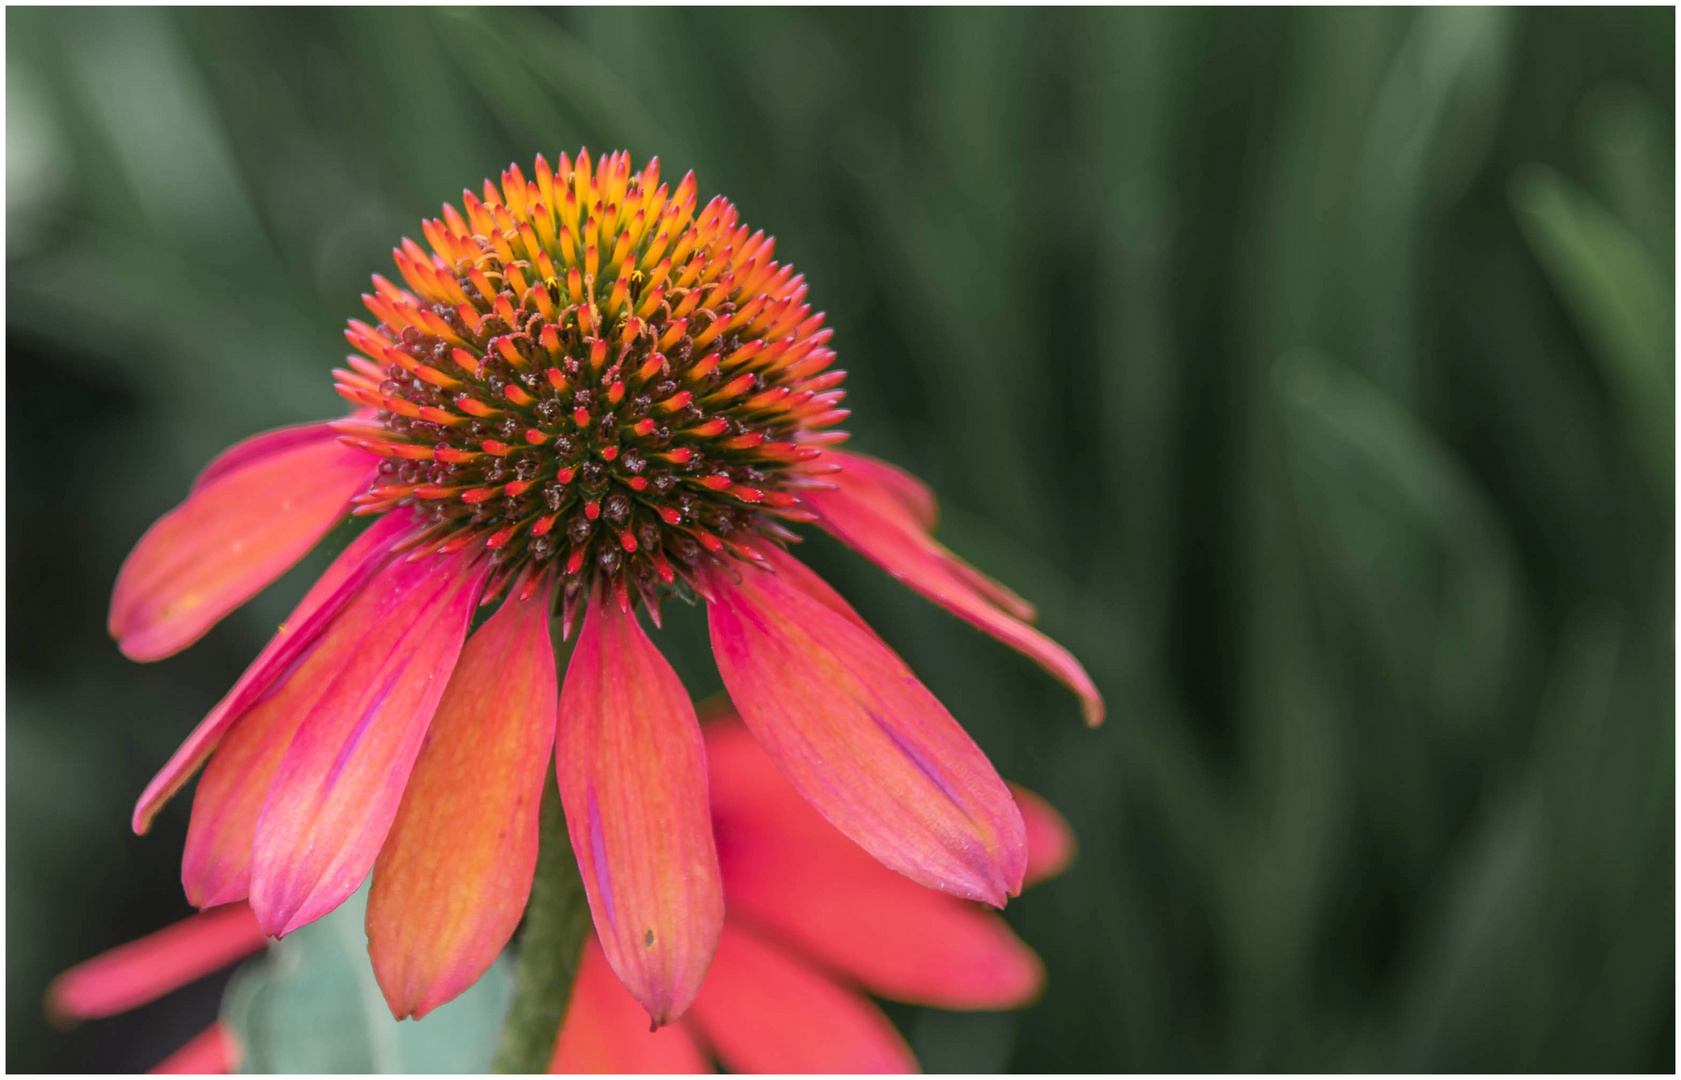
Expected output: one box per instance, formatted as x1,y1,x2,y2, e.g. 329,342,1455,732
222,885,510,1074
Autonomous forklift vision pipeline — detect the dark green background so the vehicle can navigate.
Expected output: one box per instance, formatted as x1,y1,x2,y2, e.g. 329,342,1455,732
7,6,1674,1072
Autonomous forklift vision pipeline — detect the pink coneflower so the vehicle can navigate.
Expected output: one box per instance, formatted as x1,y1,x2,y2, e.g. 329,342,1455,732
551,714,1076,1072
112,150,1102,1026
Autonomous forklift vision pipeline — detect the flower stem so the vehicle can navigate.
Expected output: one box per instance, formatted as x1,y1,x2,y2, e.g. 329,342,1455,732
491,777,589,1073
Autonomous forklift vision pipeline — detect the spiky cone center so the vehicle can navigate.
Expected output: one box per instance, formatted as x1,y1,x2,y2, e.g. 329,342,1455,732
333,150,849,622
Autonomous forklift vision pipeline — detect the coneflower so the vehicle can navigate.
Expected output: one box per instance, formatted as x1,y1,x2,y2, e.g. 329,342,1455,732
110,150,1102,1027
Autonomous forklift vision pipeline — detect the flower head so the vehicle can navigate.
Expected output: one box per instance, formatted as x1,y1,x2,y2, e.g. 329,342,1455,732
331,151,839,617
552,713,1077,1073
112,150,1102,1027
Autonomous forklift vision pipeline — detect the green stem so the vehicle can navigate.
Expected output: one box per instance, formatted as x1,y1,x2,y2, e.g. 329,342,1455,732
491,776,590,1073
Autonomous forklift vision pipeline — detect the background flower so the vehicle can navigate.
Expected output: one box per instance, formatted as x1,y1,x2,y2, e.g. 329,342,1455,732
550,714,1076,1073
9,7,1672,1072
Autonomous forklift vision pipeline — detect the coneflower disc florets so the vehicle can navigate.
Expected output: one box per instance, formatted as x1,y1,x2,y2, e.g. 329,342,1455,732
332,150,847,621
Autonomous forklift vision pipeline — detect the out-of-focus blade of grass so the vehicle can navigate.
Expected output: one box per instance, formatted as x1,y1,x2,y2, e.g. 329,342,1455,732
1088,7,1186,639
1276,349,1518,743
1383,601,1671,1070
428,9,584,159
5,48,72,260
1273,344,1524,1070
1214,12,1465,1063
469,8,680,166
335,8,502,203
1385,783,1543,1070
22,8,267,260
1512,164,1673,496
1531,604,1674,1070
1578,84,1673,269
1344,7,1512,399
7,10,333,466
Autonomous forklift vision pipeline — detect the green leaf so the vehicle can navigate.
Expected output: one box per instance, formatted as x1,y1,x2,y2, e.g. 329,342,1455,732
1275,348,1519,739
222,884,511,1074
1512,163,1673,494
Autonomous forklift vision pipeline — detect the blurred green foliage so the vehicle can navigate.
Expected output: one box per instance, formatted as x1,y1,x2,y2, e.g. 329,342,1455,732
6,7,1672,1072
223,884,511,1073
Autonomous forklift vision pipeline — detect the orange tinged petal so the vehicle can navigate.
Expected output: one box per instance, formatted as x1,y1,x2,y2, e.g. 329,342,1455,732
706,547,1026,907
248,544,491,937
805,452,1105,726
556,591,723,1027
133,510,419,836
367,576,558,1020
110,426,378,662
46,904,266,1022
706,720,1044,1010
687,924,916,1074
183,662,338,909
548,937,710,1074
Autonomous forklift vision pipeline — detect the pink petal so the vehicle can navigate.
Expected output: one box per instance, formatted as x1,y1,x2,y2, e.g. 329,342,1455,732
191,420,354,493
805,451,1104,726
248,543,490,937
688,923,917,1074
182,663,341,909
367,575,558,1019
46,904,267,1022
150,1023,239,1074
705,547,1026,907
825,450,1034,620
707,720,1044,1009
110,423,379,662
548,937,711,1074
555,590,723,1028
823,449,939,531
1011,781,1076,887
133,510,419,836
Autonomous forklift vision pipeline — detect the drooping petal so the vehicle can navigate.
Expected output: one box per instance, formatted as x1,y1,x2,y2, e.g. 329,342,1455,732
46,904,267,1022
555,590,723,1028
110,425,379,662
687,924,917,1074
150,1023,239,1074
822,448,939,531
133,510,420,836
1011,781,1076,886
248,543,490,937
367,575,558,1020
706,547,1026,907
805,450,1104,726
183,661,341,909
549,937,710,1074
823,451,1034,620
707,720,1044,1009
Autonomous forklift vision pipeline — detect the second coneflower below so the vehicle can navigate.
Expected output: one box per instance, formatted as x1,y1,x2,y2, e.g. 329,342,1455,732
551,714,1076,1072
